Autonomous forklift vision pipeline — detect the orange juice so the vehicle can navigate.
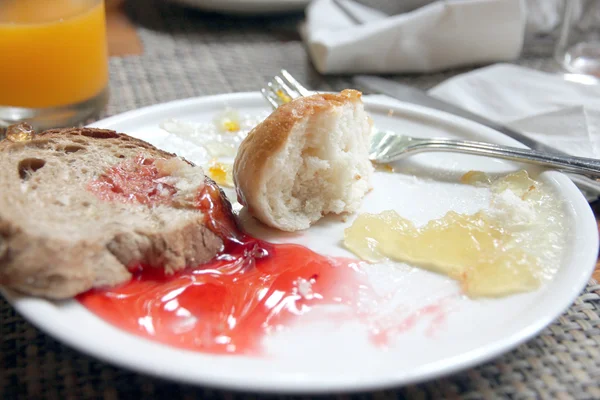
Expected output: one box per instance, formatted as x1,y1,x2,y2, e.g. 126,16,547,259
0,0,108,108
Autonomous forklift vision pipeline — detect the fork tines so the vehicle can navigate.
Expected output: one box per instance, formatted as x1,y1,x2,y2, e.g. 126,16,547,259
261,69,312,109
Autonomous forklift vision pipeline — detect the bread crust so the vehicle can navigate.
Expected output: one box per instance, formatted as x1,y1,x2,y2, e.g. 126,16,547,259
0,127,229,299
233,89,363,227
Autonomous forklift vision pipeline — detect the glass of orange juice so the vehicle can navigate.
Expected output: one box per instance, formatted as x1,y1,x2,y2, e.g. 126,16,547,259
0,0,109,130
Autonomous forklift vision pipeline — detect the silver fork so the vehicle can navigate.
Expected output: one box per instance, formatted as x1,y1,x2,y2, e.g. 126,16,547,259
260,70,312,108
262,71,600,179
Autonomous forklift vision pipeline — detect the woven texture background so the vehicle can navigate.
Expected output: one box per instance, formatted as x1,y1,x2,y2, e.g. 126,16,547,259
1,1,600,399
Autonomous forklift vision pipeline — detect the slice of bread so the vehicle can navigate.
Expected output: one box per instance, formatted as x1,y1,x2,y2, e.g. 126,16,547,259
0,127,228,299
234,89,373,232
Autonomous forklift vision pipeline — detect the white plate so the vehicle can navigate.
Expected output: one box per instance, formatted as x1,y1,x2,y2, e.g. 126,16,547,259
2,93,597,394
170,0,310,15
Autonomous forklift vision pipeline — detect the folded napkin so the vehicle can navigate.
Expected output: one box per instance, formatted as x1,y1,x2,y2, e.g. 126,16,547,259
428,64,600,159
302,0,526,74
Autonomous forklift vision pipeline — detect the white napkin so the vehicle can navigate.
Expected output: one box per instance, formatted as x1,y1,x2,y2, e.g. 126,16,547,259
303,0,526,74
428,64,600,159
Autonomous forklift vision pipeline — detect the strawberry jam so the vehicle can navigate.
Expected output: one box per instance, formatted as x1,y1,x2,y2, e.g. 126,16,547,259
78,182,374,355
88,155,177,205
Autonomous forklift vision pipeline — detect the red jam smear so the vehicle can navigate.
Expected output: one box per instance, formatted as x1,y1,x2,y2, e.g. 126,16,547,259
369,302,450,348
78,183,373,355
87,155,176,205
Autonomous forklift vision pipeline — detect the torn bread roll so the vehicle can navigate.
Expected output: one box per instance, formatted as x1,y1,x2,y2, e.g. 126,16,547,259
233,89,373,232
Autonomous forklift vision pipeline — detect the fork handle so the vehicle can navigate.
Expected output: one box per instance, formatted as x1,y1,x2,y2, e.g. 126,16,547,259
401,139,600,178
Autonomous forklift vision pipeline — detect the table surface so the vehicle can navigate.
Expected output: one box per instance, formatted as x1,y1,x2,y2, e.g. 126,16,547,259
1,1,599,399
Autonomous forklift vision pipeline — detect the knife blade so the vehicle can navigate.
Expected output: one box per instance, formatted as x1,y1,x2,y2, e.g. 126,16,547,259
353,75,600,198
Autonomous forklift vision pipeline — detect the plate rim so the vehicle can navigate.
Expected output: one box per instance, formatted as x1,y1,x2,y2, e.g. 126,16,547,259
2,91,598,394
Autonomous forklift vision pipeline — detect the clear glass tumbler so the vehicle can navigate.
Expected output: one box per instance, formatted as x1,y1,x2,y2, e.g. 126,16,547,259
555,0,600,76
0,0,109,131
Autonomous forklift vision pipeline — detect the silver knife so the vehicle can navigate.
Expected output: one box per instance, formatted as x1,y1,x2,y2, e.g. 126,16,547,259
353,75,600,199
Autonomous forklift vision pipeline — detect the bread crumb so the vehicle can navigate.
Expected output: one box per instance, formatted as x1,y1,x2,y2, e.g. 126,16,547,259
295,278,313,299
6,123,34,142
375,163,394,173
489,189,536,225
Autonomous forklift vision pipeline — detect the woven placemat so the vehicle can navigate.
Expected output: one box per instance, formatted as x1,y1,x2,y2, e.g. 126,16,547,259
1,1,599,398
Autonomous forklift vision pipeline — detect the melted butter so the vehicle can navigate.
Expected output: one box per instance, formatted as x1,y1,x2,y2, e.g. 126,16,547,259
207,160,234,188
213,108,241,133
276,89,292,104
344,170,562,298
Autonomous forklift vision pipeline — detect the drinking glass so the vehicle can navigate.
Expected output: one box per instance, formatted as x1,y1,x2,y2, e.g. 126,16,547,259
554,0,600,77
0,0,109,130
